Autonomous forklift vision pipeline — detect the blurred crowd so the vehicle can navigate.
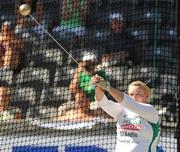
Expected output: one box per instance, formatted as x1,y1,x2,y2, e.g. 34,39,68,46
0,0,178,123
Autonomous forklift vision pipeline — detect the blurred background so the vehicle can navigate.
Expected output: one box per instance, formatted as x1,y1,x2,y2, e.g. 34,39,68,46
0,0,179,151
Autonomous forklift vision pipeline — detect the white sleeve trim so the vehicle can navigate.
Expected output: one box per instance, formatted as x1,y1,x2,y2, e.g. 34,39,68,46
97,95,123,121
121,93,159,123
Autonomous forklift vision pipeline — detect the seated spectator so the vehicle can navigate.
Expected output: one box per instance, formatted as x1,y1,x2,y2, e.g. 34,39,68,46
0,21,26,120
52,0,88,49
55,52,110,121
105,12,135,65
0,86,22,121
0,21,23,71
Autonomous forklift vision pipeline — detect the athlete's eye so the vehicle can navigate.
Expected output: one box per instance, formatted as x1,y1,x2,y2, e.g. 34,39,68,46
129,93,144,97
129,93,134,97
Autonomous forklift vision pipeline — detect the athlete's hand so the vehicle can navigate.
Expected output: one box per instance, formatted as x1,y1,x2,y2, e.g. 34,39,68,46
91,74,110,91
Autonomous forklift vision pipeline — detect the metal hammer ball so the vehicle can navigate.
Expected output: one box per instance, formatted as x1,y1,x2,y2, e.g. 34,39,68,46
19,4,31,16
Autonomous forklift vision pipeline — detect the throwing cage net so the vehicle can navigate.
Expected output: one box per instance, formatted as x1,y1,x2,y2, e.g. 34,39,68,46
0,0,179,151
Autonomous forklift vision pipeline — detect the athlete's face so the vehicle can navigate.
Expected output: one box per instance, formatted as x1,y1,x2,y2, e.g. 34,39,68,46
128,86,149,103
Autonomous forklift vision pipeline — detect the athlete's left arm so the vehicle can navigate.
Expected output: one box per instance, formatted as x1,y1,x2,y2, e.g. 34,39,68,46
121,93,159,124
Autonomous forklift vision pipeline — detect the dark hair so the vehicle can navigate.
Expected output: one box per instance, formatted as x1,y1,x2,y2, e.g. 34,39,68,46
84,61,96,72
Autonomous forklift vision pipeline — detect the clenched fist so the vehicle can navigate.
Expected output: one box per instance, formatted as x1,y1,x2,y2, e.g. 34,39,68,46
91,74,110,91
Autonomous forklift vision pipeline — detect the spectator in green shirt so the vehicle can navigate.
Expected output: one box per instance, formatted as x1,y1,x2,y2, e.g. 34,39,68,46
52,0,88,49
55,52,109,121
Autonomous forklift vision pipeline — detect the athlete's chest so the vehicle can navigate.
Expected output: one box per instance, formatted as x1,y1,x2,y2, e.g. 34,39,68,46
116,110,153,140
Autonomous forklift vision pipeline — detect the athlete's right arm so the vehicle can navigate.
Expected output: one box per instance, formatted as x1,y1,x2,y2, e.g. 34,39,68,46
95,87,123,121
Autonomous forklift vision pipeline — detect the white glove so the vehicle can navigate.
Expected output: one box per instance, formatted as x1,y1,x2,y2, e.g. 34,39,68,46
91,75,111,91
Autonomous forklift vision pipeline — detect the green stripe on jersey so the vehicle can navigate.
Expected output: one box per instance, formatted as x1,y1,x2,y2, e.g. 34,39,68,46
148,121,160,152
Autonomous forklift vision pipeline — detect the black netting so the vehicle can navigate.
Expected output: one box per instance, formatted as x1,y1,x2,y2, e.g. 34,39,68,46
0,0,179,152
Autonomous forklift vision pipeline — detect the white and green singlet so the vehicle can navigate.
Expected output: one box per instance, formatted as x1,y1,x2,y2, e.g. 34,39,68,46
97,93,160,152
